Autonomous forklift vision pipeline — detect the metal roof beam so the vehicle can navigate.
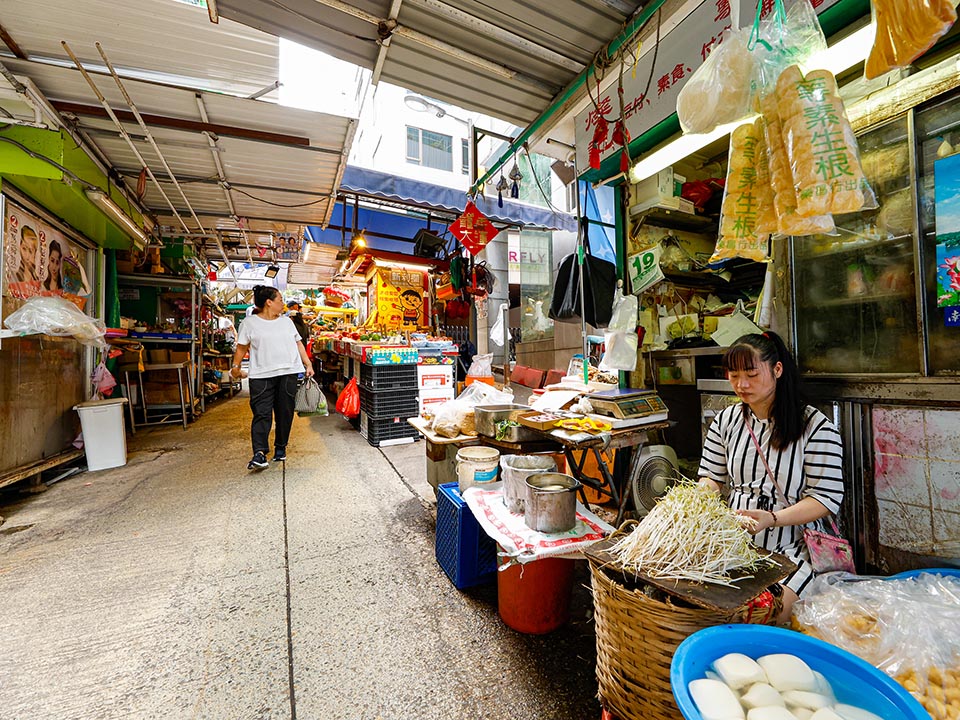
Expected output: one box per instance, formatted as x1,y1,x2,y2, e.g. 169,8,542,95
405,0,582,73
50,100,315,148
372,0,403,84
311,0,558,93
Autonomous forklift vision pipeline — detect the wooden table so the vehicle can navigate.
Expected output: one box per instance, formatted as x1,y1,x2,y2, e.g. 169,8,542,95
409,416,669,524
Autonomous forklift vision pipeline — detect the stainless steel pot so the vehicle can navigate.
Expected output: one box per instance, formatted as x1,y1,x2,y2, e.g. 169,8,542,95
524,472,581,533
500,454,557,514
474,404,540,442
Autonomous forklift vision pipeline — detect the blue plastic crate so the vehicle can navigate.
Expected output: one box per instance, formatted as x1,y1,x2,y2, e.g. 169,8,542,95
435,482,498,589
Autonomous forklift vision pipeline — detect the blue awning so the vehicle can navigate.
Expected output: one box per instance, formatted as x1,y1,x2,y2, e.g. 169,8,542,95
340,166,576,232
305,204,437,254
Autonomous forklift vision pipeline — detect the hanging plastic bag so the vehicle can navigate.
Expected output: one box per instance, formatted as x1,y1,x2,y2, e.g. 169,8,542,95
91,361,117,396
677,27,756,135
866,0,957,80
335,377,360,419
549,235,617,328
711,121,772,263
4,295,107,348
297,381,328,418
489,302,511,347
598,288,639,372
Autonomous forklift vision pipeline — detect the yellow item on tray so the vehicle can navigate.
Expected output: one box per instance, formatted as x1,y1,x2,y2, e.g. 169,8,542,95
712,121,770,264
866,0,957,80
775,66,871,218
558,417,612,434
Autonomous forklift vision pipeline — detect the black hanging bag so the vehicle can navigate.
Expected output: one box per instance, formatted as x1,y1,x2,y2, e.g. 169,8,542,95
549,223,617,327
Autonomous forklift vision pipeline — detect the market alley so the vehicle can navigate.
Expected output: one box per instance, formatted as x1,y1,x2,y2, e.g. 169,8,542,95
0,392,599,720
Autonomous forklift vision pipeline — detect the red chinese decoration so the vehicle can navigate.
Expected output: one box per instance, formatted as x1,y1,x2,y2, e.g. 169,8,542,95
449,201,500,256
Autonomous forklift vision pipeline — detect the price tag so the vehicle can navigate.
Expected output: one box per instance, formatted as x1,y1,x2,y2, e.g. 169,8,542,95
627,247,664,295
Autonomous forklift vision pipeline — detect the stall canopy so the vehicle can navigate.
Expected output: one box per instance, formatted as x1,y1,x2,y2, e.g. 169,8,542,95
339,166,576,232
215,0,645,127
3,58,355,240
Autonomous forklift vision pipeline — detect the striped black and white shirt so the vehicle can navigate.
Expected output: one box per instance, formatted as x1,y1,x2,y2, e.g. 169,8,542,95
698,402,845,595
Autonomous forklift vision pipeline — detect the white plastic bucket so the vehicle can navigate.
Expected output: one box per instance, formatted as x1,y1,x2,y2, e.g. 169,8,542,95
457,446,500,494
74,398,129,471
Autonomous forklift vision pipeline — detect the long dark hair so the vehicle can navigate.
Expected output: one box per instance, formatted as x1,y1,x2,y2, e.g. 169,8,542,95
252,285,279,315
722,331,805,450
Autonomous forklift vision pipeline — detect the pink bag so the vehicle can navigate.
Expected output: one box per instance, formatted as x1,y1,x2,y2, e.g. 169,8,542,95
803,518,856,574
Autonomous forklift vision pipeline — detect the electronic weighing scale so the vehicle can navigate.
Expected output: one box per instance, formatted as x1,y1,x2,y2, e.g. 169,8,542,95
586,388,668,421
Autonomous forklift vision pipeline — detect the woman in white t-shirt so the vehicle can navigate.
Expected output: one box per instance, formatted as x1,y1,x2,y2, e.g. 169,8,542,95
231,285,314,470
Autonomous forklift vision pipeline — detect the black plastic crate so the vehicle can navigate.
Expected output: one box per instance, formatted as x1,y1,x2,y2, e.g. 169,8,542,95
359,411,420,446
359,386,420,418
359,363,418,391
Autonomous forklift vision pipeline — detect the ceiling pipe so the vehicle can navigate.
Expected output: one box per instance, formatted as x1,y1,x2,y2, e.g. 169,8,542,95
372,0,404,84
469,0,667,196
61,41,191,234
97,42,206,234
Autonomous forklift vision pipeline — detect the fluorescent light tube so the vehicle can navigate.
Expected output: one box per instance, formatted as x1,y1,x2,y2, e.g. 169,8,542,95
85,188,148,249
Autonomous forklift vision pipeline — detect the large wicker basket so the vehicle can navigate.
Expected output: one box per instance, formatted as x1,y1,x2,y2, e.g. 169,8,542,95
590,559,771,720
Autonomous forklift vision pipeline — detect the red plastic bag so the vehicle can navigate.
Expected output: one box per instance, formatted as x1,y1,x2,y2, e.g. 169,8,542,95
335,377,360,419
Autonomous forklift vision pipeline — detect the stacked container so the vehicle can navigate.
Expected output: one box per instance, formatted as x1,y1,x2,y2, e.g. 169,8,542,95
358,361,420,446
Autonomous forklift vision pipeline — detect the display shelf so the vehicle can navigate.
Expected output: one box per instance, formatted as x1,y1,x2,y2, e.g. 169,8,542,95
795,234,914,260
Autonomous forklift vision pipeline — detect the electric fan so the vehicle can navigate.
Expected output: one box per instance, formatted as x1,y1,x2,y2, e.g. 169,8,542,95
629,445,679,516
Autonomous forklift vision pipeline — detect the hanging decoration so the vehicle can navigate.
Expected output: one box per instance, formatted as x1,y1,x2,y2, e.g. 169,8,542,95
508,159,523,199
448,201,500,256
496,174,509,208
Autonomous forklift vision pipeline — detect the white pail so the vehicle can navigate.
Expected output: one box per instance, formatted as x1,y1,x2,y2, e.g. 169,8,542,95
457,446,500,494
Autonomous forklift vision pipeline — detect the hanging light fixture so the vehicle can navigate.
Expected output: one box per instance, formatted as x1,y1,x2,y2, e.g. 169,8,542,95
264,265,280,279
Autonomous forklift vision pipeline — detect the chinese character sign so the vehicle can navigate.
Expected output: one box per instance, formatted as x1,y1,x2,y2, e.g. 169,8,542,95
3,202,91,308
449,201,500,256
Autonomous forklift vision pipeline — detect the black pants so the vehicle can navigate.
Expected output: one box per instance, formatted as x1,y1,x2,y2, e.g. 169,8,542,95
248,374,298,455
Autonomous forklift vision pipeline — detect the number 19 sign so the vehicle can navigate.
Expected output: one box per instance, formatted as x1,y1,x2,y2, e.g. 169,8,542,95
628,246,664,295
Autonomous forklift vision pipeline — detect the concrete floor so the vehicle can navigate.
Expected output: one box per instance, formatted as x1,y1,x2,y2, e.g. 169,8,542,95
0,390,601,720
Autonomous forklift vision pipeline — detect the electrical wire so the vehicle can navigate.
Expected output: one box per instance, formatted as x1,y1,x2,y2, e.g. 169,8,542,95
228,185,329,208
0,135,96,190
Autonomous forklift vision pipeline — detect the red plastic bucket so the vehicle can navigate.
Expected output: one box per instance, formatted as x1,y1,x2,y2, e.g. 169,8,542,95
497,554,575,634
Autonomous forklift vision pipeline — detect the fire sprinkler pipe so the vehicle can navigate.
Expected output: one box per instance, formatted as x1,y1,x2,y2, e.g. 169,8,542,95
61,41,191,235
96,43,206,234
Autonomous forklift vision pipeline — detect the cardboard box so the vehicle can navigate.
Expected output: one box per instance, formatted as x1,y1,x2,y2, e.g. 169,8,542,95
116,345,144,372
169,350,190,364
417,364,454,389
419,388,455,416
148,349,171,364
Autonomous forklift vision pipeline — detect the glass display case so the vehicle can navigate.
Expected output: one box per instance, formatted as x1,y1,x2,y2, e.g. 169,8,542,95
792,115,921,374
916,90,960,375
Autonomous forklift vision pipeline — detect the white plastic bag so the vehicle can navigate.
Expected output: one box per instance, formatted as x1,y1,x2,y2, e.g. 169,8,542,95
4,295,106,348
599,289,639,372
467,352,494,377
431,382,513,437
490,302,511,347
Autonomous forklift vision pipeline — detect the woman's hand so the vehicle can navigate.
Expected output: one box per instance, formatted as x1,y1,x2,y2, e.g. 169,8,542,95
737,508,777,534
304,364,315,379
230,366,242,379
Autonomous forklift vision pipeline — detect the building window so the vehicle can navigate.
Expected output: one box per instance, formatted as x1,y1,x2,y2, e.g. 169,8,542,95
461,138,470,175
406,126,453,171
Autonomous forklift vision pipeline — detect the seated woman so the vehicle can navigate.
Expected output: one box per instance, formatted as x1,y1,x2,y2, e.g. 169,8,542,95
698,331,845,624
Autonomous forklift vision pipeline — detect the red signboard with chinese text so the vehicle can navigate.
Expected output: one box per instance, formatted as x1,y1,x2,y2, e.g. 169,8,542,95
448,201,500,256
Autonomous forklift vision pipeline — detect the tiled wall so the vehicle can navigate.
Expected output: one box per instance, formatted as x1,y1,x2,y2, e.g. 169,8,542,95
872,406,960,558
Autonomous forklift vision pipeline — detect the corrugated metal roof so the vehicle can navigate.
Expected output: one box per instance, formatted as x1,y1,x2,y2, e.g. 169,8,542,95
217,0,645,126
5,57,356,235
0,0,280,98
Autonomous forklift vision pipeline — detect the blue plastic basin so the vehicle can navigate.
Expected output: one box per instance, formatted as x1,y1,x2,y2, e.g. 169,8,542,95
671,624,929,720
889,567,960,581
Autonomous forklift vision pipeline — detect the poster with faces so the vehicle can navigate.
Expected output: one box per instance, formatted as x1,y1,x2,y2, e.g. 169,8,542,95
3,202,90,308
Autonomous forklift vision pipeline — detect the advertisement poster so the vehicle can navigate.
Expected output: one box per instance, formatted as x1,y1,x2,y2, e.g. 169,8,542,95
934,154,960,313
3,203,90,308
372,267,426,329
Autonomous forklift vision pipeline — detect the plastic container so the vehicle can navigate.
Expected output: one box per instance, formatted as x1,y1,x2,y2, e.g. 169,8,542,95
73,398,129,471
359,363,418,391
435,482,497,589
359,411,419,446
889,567,960,580
358,386,420,418
456,446,500,493
671,625,930,720
497,554,575,634
500,454,557,514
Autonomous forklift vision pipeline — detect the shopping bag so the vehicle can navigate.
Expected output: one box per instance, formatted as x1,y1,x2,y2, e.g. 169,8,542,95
803,518,856,574
548,238,617,327
295,377,322,413
335,377,360,419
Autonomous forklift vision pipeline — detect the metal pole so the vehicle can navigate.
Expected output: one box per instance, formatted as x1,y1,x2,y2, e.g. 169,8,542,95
573,160,589,386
